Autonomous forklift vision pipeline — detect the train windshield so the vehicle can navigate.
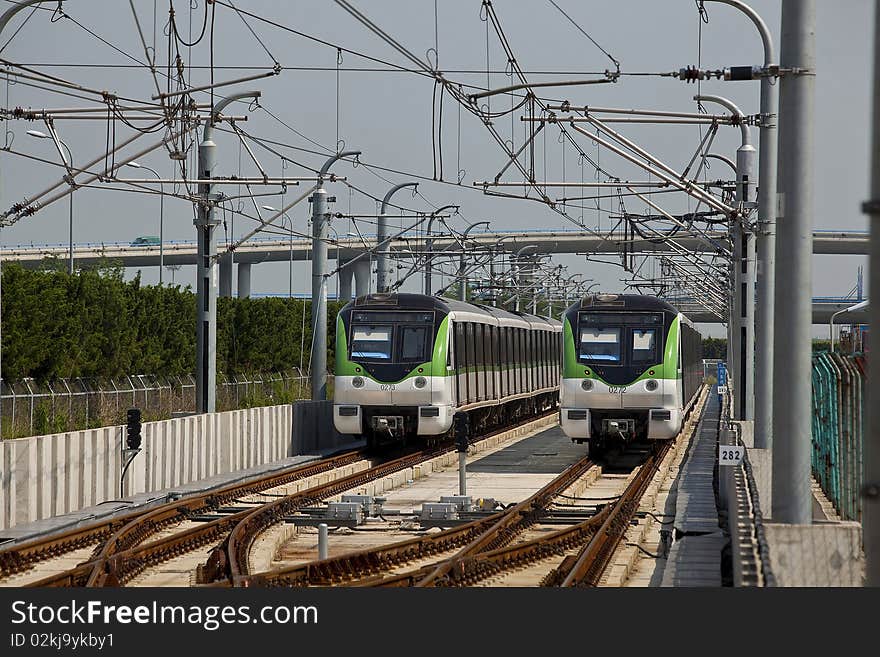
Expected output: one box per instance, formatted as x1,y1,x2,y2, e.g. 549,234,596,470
631,329,658,364
578,312,663,366
351,326,393,359
579,328,621,362
349,311,434,363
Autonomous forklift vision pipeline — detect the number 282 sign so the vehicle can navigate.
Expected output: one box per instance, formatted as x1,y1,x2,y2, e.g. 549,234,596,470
718,444,744,466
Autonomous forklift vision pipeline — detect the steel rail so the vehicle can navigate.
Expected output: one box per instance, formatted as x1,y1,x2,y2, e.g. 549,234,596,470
239,452,594,587
12,449,364,587
220,411,557,586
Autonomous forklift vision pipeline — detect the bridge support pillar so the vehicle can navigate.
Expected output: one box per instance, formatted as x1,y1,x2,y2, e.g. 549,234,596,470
338,259,353,301
353,256,371,298
219,253,233,298
237,262,251,299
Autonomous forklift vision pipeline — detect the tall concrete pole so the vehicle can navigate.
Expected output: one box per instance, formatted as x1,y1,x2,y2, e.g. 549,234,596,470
863,0,880,587
196,91,260,414
424,205,458,296
1,0,60,437
458,221,490,301
707,0,780,448
771,0,814,524
310,151,360,401
696,95,756,421
513,245,537,311
377,182,417,293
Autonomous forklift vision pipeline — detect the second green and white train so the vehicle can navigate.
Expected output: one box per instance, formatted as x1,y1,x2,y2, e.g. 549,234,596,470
559,294,703,458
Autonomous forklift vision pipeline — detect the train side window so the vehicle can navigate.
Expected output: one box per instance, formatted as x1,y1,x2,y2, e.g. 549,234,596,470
455,322,466,369
447,324,454,368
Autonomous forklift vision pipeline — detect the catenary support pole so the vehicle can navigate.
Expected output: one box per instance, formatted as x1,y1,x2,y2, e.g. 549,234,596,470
696,94,756,421
771,0,814,524
0,0,58,437
459,221,490,301
706,0,780,449
424,205,458,296
311,151,360,401
377,182,417,293
863,0,880,587
196,91,260,413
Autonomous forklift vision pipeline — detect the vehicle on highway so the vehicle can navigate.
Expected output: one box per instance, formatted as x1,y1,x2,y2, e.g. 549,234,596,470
559,293,702,458
130,236,160,246
333,292,561,450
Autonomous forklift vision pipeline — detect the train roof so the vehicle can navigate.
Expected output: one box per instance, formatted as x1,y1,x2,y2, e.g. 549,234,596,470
345,293,561,329
567,294,682,316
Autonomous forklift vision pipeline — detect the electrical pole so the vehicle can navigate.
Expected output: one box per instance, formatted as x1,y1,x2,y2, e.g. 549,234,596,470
458,221,490,301
706,0,779,447
310,151,360,401
513,245,537,311
196,91,260,414
863,0,880,587
424,205,458,296
771,0,814,524
696,94,756,421
377,182,417,293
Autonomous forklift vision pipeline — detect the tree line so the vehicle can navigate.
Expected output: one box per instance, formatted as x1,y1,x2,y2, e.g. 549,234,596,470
0,263,342,381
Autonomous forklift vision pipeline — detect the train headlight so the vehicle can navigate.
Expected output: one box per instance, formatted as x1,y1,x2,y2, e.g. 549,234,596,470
581,379,594,391
352,376,365,388
414,376,427,389
645,379,659,392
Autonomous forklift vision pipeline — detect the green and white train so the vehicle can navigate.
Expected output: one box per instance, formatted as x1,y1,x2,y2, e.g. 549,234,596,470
559,294,702,457
334,293,561,450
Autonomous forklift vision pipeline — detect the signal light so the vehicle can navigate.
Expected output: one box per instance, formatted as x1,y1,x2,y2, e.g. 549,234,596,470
126,408,142,450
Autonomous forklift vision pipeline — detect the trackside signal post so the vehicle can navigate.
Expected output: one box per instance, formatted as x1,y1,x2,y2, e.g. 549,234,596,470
455,413,470,496
120,408,142,497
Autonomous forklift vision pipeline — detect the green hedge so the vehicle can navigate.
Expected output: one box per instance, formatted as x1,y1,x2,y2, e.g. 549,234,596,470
0,263,342,380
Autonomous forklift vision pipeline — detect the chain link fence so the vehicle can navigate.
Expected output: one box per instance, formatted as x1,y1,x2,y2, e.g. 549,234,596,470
0,371,318,440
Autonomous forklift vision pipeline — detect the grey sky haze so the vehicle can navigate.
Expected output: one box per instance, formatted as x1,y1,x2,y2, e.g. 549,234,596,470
0,0,873,338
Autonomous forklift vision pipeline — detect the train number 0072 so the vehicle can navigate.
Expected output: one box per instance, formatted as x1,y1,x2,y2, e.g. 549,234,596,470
380,384,396,391
608,386,627,394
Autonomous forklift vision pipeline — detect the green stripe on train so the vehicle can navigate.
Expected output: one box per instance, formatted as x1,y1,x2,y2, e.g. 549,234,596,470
562,315,682,385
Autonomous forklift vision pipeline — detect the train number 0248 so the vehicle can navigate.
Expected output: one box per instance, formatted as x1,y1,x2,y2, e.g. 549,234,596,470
608,386,627,394
380,384,396,391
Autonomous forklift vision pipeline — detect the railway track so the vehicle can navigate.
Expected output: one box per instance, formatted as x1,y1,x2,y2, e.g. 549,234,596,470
203,412,558,586
242,387,709,588
4,411,555,588
0,449,366,587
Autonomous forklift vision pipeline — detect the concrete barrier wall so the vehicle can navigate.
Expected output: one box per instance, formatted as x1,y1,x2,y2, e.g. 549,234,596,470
0,404,296,532
290,400,354,454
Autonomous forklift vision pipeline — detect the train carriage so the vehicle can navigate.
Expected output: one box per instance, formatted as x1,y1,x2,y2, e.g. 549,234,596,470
559,294,702,457
334,293,561,450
